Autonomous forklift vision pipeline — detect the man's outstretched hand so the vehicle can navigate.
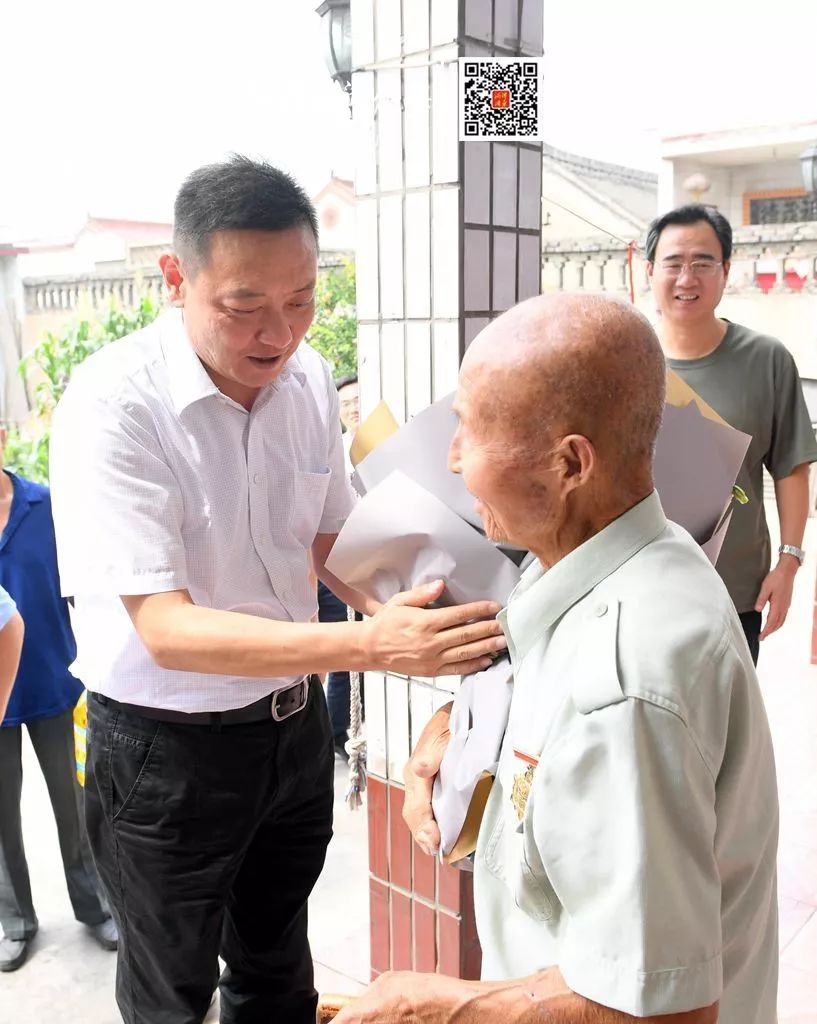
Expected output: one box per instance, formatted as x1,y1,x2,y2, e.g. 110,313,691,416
403,702,453,857
364,581,505,678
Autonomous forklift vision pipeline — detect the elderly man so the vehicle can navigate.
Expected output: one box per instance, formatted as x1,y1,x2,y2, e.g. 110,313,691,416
49,156,505,1024
338,294,778,1024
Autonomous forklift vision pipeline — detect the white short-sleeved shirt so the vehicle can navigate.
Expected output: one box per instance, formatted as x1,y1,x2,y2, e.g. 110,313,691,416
49,309,356,712
475,492,778,1022
0,584,17,630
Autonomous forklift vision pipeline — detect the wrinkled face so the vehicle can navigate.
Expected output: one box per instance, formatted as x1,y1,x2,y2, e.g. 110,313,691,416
338,381,360,432
648,221,729,327
162,226,318,407
449,366,558,549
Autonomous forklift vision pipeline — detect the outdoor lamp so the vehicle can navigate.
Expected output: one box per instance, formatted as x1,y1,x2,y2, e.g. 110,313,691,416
801,143,817,196
315,0,353,100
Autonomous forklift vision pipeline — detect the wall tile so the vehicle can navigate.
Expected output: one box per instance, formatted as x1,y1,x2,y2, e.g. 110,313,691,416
351,0,375,68
403,2,430,55
492,144,518,228
463,316,490,349
404,67,431,189
431,188,460,319
430,0,458,46
438,860,464,913
370,877,391,975
367,776,390,882
391,889,414,971
380,321,407,423
378,195,405,319
492,230,517,312
388,783,413,890
357,323,382,425
521,0,545,54
494,0,520,50
517,233,542,302
413,844,437,903
405,191,432,318
437,909,462,977
377,68,404,193
464,142,491,225
409,680,436,754
405,322,432,417
464,0,492,43
432,687,457,710
413,901,438,973
365,670,388,780
355,199,380,320
463,228,490,313
352,72,377,197
431,61,459,185
431,320,460,400
385,674,410,780
518,147,542,230
375,0,402,62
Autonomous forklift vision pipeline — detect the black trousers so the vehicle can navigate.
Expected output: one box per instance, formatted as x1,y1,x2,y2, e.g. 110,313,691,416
85,681,335,1024
739,610,762,666
0,709,109,941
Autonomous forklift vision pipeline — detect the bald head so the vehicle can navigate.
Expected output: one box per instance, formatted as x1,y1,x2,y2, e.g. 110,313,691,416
462,293,666,476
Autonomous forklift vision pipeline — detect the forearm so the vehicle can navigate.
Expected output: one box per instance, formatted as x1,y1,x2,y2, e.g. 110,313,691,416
125,593,370,677
774,463,810,551
0,613,24,720
317,565,381,618
431,969,715,1024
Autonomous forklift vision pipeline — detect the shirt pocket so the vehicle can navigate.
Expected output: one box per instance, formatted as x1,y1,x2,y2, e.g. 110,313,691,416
482,802,554,923
289,468,332,549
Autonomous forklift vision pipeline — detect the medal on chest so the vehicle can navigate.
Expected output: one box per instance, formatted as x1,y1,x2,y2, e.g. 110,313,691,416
511,749,539,822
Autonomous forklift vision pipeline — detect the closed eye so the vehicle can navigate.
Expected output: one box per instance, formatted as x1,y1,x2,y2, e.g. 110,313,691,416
227,307,261,316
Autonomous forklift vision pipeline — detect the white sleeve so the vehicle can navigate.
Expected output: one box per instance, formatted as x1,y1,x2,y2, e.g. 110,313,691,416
535,697,723,1016
50,383,189,597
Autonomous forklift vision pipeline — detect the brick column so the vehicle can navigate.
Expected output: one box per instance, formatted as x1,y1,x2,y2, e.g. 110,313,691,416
350,0,544,980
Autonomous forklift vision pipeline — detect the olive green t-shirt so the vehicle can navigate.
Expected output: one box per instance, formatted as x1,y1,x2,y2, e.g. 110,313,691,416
666,320,817,613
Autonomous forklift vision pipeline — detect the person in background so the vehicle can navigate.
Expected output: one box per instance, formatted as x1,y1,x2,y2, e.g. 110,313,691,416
647,204,817,663
318,373,362,759
0,434,116,974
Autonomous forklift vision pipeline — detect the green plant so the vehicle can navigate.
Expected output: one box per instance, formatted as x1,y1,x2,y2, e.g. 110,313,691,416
5,295,161,484
307,260,358,379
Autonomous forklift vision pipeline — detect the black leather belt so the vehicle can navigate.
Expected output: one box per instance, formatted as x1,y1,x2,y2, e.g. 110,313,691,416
92,677,310,727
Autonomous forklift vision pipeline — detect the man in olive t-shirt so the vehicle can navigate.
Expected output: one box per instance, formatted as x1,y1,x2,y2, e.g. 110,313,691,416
647,204,817,663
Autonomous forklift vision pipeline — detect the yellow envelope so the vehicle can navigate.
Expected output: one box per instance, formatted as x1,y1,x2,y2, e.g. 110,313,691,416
349,400,399,468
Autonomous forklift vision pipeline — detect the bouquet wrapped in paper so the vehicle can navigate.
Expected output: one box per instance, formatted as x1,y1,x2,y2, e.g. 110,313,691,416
327,375,750,863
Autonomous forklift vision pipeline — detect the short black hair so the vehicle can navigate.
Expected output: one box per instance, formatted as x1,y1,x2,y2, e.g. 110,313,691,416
335,374,358,391
173,154,319,271
645,204,732,263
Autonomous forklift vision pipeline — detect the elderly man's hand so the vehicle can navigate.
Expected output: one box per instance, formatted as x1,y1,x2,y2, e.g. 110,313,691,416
332,970,465,1023
403,702,453,856
365,581,505,678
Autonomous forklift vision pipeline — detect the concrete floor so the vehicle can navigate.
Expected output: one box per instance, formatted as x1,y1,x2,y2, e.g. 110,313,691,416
2,504,816,1022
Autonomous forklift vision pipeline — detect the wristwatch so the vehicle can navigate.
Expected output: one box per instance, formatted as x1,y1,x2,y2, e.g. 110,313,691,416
779,543,806,566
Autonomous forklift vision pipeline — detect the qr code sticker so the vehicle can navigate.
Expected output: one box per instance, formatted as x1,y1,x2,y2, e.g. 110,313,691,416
459,58,542,142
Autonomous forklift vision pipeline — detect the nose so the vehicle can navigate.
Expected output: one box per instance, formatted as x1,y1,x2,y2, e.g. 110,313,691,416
676,264,696,286
257,310,293,351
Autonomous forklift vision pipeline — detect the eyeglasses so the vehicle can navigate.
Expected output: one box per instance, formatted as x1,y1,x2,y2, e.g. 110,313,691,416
658,259,723,278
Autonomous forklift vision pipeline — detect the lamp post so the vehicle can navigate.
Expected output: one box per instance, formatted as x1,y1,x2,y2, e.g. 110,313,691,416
801,143,817,196
315,0,353,109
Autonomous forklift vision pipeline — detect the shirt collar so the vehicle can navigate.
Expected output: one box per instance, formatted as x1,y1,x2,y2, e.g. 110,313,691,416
501,490,667,663
0,471,45,553
160,308,308,416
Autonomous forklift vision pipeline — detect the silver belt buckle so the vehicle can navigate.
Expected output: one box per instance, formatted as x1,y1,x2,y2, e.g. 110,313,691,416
270,678,308,722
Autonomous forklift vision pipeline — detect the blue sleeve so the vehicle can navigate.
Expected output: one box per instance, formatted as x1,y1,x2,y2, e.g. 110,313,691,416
0,585,17,630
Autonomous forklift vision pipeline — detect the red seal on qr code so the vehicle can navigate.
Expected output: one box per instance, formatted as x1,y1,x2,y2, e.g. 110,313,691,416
459,58,543,142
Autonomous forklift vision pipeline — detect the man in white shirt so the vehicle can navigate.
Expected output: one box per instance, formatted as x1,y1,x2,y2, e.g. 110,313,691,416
338,294,778,1024
48,156,506,1024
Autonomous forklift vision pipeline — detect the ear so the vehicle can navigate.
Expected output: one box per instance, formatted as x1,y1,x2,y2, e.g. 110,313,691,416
722,259,731,285
555,434,596,491
646,261,654,281
159,253,185,306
